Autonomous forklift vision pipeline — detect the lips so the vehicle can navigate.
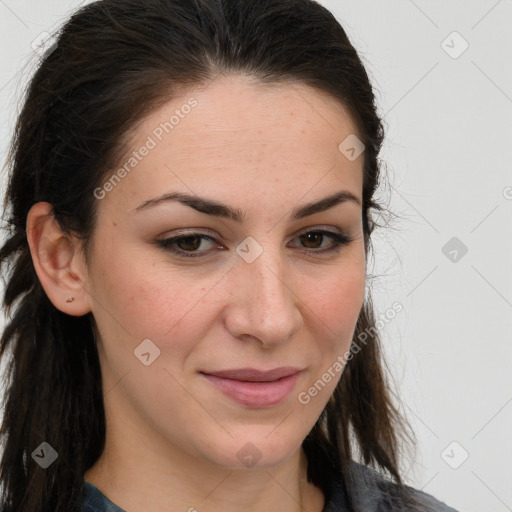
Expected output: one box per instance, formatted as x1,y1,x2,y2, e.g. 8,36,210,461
202,367,301,382
200,367,302,407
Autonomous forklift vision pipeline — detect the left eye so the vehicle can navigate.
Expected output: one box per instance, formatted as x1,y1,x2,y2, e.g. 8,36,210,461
156,230,352,258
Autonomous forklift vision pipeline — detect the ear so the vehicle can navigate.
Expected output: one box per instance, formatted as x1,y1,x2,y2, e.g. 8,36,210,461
26,202,92,316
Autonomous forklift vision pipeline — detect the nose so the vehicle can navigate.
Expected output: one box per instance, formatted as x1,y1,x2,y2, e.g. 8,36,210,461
223,244,303,348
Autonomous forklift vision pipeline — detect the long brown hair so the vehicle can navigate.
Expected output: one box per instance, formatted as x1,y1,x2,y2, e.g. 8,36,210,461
0,1,417,510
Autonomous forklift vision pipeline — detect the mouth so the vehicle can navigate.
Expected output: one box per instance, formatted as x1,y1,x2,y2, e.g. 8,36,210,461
199,367,302,407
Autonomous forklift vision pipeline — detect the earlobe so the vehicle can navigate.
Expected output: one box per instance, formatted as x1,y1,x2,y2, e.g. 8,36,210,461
26,202,92,316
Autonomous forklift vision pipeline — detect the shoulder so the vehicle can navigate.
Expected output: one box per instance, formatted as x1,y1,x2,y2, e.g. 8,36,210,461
344,461,459,512
0,482,118,512
81,481,127,512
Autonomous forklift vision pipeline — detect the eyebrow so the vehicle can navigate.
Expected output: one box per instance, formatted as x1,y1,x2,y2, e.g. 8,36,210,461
133,190,361,221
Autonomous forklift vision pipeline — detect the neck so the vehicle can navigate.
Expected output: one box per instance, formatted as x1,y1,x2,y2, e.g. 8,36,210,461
84,438,325,512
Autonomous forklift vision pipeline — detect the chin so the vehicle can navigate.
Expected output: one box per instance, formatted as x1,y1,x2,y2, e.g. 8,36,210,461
198,430,303,470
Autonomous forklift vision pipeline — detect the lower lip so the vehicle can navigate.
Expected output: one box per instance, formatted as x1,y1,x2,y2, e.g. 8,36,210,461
201,372,301,407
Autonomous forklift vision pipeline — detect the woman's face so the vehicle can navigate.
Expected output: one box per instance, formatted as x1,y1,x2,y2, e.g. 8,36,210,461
84,75,366,470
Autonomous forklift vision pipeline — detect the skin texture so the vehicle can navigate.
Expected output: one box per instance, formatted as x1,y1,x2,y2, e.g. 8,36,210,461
26,75,366,512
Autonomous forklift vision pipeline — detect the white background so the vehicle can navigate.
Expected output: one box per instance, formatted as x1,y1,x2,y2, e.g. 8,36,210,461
0,1,511,511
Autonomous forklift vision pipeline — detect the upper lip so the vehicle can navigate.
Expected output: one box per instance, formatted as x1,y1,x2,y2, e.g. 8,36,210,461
201,367,302,382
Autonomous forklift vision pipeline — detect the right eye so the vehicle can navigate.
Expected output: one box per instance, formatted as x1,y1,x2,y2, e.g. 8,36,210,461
156,233,221,258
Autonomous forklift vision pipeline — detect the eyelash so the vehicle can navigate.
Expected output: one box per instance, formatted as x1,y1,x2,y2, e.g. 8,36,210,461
156,229,352,258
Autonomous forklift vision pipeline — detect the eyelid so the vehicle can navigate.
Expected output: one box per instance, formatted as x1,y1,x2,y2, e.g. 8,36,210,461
292,224,345,236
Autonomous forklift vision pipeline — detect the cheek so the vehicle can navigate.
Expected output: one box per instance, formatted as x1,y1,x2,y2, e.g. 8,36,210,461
305,260,366,344
296,264,365,403
92,250,230,370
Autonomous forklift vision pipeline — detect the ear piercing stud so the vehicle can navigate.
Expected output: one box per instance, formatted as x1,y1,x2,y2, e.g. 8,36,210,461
66,297,75,303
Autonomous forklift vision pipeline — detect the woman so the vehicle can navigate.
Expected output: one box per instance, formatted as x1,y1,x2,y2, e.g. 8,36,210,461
0,1,459,511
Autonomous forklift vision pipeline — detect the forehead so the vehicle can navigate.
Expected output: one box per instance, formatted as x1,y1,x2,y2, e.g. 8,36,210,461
97,75,363,215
